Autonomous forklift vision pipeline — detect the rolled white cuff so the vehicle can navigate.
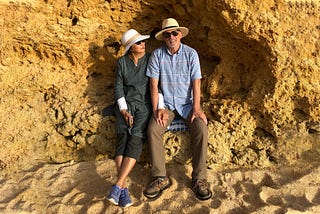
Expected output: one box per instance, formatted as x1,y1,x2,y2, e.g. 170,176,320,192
158,93,165,109
117,97,128,111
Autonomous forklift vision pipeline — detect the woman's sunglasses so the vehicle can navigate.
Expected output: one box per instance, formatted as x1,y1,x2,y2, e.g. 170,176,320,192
135,40,145,45
162,30,180,38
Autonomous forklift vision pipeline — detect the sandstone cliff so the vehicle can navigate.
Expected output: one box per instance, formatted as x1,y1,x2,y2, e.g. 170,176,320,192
0,0,319,172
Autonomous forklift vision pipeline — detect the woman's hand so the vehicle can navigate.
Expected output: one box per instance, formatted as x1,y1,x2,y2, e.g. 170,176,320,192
120,109,133,127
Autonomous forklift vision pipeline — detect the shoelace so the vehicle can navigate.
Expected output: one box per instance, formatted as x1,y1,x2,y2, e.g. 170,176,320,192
121,189,129,199
150,178,164,187
194,180,208,191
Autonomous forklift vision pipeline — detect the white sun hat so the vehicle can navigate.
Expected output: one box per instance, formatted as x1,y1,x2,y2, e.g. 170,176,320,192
121,29,150,55
155,18,189,41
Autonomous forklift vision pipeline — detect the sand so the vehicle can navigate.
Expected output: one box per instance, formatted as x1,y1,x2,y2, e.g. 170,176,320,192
0,158,320,214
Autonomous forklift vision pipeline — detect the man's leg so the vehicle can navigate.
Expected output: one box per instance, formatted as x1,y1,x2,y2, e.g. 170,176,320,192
144,109,175,199
187,118,212,200
147,116,167,176
188,118,208,180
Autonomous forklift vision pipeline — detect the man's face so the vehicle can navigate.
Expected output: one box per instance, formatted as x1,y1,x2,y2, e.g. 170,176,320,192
162,30,181,49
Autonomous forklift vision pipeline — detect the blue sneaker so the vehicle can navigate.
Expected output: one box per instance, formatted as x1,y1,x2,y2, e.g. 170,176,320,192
107,184,122,205
119,188,133,208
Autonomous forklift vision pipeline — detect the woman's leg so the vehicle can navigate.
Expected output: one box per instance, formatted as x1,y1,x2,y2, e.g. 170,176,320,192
114,155,123,175
115,157,137,188
116,135,143,187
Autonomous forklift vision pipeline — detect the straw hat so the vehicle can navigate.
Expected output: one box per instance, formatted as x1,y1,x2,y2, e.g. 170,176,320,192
155,18,189,41
121,29,150,54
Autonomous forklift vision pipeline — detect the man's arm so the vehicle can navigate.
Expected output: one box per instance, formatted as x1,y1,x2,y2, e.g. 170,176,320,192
150,77,159,113
192,79,201,112
150,77,168,127
191,79,207,125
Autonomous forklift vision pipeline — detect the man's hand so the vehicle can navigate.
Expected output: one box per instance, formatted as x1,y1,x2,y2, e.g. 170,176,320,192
154,109,169,127
190,110,208,125
120,109,133,127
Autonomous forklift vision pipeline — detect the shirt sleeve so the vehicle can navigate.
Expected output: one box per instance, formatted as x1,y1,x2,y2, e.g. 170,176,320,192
114,59,125,101
117,97,128,111
190,49,202,80
146,50,160,79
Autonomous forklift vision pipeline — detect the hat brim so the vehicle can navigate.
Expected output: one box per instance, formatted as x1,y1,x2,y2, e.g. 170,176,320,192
124,35,150,54
155,27,189,41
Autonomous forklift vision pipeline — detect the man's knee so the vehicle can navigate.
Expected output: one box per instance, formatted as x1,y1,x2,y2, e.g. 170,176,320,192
190,118,208,132
147,117,163,136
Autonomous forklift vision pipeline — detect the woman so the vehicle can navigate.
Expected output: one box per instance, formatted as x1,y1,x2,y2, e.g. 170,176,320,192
107,29,151,208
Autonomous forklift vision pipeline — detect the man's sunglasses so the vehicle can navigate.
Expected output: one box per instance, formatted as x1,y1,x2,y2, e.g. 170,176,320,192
162,30,180,38
135,40,145,45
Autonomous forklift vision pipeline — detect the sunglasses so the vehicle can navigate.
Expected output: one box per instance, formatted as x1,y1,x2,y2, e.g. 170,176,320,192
162,30,180,38
135,40,145,45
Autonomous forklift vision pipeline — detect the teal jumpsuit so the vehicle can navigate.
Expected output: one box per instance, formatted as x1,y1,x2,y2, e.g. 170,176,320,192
114,53,151,159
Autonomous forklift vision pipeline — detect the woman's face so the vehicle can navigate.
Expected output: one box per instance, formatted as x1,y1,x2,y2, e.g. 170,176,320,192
131,40,146,54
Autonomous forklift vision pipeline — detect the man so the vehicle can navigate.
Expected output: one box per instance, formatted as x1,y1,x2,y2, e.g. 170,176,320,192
143,18,212,201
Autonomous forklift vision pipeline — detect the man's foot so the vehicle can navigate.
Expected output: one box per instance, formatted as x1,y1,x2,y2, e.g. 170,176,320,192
119,188,133,208
192,179,212,200
107,184,122,205
143,177,171,199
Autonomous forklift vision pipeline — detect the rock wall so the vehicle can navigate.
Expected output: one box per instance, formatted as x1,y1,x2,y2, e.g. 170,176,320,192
0,0,319,172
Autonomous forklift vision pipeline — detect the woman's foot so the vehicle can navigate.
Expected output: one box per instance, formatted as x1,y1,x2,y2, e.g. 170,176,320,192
107,184,122,205
119,187,133,208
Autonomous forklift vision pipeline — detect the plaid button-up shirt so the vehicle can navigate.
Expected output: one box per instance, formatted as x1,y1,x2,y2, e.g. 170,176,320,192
146,43,202,119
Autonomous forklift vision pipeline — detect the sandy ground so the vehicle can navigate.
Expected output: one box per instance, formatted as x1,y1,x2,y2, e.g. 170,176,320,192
0,158,320,214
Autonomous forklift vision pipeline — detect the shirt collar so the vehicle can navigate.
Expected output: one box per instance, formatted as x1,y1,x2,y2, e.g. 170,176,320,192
165,43,183,55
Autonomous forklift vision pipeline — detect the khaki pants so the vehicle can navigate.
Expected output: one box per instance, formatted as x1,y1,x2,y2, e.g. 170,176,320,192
147,109,208,180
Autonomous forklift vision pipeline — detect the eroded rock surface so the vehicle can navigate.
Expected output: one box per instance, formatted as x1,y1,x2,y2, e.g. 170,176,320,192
0,0,319,172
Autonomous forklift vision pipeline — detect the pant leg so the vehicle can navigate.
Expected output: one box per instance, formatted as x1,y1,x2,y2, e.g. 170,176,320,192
147,109,175,177
124,135,143,160
185,118,208,180
129,103,151,139
115,132,128,157
115,103,151,160
114,102,130,135
114,103,129,157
